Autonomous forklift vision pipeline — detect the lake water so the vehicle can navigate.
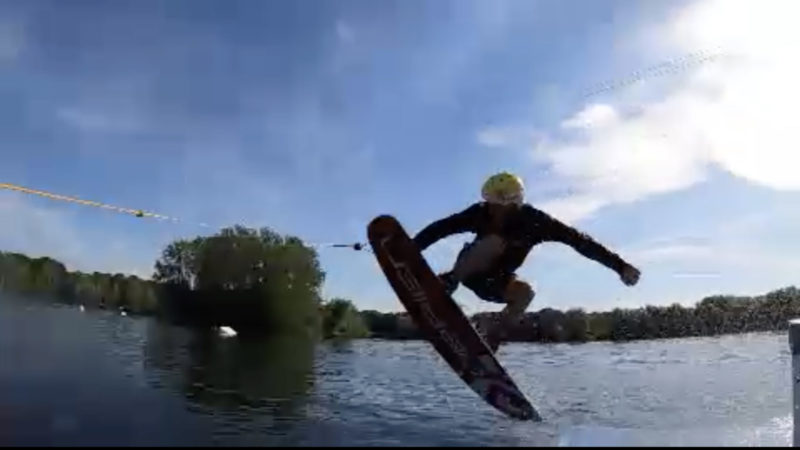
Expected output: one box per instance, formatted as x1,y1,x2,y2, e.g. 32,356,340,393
0,294,793,446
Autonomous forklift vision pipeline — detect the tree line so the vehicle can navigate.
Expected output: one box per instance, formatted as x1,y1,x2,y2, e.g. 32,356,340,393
359,286,800,343
0,251,160,314
0,225,368,340
2,222,799,343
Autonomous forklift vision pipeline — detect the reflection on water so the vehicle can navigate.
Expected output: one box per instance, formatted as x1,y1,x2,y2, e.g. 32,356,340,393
0,294,794,446
0,295,319,446
143,322,315,425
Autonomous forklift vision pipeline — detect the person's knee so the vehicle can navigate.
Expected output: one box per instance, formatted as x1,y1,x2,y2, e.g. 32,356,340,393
504,279,535,316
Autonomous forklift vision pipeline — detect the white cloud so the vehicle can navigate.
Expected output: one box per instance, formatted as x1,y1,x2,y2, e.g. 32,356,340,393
480,0,800,222
579,50,729,100
535,194,609,225
560,104,619,130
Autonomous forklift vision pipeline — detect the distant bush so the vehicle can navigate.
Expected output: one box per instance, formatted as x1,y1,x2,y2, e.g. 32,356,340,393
321,298,369,339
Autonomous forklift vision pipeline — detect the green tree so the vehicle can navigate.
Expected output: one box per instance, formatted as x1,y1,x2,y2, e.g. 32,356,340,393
153,225,326,336
360,310,399,337
153,238,202,289
538,308,567,342
322,298,369,339
563,308,589,342
27,256,69,296
587,311,613,341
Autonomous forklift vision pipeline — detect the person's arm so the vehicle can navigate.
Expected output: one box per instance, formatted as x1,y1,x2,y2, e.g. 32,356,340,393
525,206,634,277
412,203,481,251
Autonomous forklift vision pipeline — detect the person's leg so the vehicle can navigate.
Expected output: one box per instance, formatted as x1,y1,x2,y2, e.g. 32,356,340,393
497,276,535,334
465,274,535,353
435,235,533,352
438,235,506,295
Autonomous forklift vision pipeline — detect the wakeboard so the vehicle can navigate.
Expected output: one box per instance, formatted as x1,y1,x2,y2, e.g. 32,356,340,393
367,214,540,421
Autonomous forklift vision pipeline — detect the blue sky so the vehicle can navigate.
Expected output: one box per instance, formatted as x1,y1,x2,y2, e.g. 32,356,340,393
1,0,799,313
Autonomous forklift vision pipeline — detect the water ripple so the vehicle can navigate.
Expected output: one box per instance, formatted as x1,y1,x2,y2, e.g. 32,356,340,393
0,296,794,446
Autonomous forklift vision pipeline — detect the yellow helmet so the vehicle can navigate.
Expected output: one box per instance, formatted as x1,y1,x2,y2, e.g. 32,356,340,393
481,172,525,205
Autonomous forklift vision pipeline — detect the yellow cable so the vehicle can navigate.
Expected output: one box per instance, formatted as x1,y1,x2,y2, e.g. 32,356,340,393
0,182,188,224
0,182,367,249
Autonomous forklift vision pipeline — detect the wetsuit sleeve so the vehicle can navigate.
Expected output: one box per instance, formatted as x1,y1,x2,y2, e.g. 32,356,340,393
526,206,629,274
412,203,481,251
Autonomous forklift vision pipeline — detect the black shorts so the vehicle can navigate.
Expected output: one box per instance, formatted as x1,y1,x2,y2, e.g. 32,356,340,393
453,240,516,304
461,271,514,304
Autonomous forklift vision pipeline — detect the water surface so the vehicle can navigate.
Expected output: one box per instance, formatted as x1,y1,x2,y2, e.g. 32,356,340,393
0,295,792,446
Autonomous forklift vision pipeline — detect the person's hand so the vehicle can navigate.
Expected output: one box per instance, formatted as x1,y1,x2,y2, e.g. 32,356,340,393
620,264,641,286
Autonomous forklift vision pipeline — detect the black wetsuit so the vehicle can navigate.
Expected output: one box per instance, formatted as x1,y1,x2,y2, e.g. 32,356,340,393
412,202,629,302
